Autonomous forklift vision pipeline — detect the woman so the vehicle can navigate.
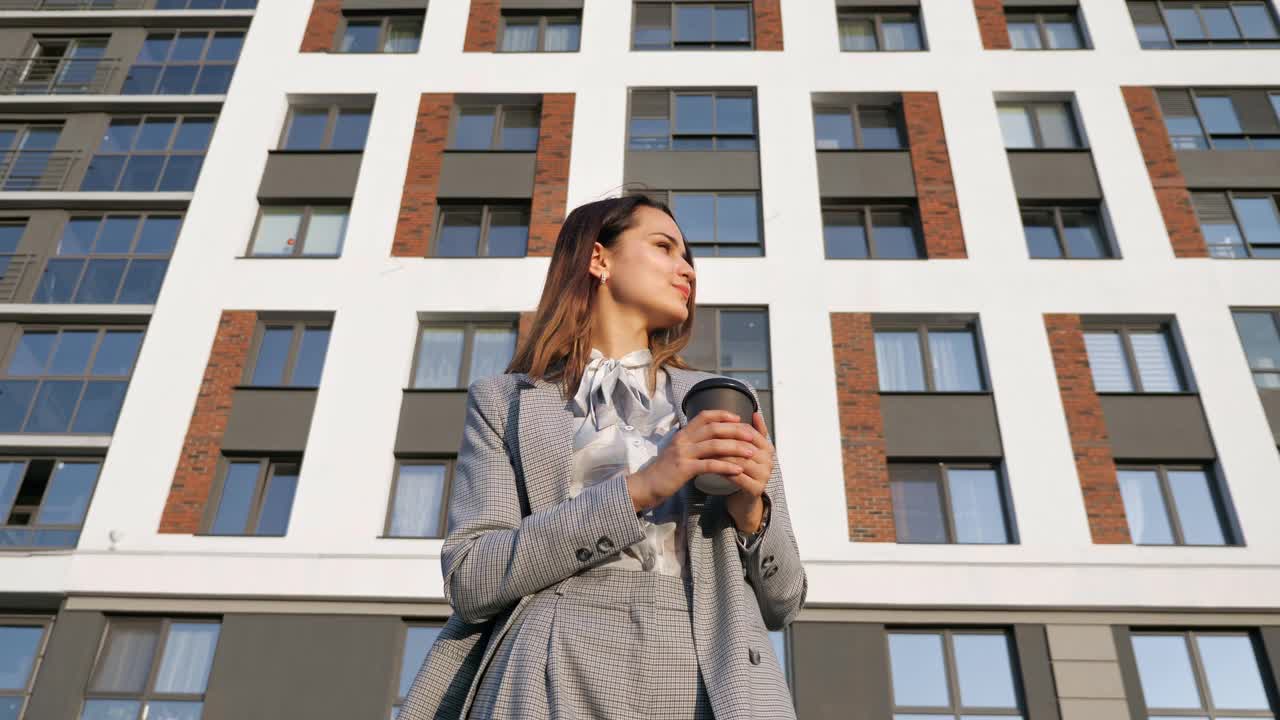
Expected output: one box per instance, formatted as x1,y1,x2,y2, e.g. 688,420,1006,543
400,195,806,720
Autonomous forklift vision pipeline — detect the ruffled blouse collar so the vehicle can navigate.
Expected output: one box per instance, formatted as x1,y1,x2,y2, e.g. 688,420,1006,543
571,347,656,431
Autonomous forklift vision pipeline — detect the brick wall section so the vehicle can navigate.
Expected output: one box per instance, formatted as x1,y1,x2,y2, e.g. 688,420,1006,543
1044,314,1132,545
1121,86,1209,258
392,94,454,257
529,94,575,257
903,92,968,259
830,313,895,542
754,0,784,50
464,0,500,52
159,311,257,534
299,0,342,52
973,0,1011,49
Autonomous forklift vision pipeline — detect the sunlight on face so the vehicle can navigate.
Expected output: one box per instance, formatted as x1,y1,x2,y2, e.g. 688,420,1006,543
605,205,695,330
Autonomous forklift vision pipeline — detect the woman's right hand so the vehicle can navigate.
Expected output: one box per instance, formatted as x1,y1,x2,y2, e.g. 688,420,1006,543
626,409,759,512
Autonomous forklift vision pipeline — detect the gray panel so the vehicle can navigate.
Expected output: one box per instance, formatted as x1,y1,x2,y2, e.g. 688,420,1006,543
395,390,470,455
1008,151,1102,201
257,152,363,201
221,389,318,453
1004,0,1079,6
436,152,537,199
101,30,146,96
26,610,106,720
1234,90,1280,135
1014,625,1063,720
624,150,761,191
816,151,916,198
1099,395,1215,460
1174,150,1280,189
53,114,108,192
503,0,583,8
203,614,401,720
1110,626,1146,720
0,30,31,59
1257,391,1280,447
880,394,1004,458
792,622,890,720
0,210,63,304
1260,627,1280,710
343,0,428,9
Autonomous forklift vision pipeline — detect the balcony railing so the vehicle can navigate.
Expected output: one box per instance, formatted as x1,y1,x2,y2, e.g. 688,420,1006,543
0,57,119,95
0,254,38,303
0,0,148,9
0,150,79,191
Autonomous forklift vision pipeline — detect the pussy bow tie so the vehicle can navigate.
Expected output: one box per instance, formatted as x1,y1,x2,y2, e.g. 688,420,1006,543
572,347,654,432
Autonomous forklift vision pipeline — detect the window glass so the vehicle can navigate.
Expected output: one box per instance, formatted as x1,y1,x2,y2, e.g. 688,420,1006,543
1235,3,1280,38
714,5,750,43
1131,634,1202,707
284,109,327,150
486,208,529,257
436,209,482,257
0,625,42,692
291,327,330,387
927,330,982,391
251,327,292,386
303,208,348,256
1117,469,1175,545
1167,469,1226,545
500,108,539,151
953,634,1019,708
838,17,876,50
1128,331,1183,391
390,464,447,537
454,108,496,150
384,17,421,53
1164,6,1206,39
716,195,759,244
252,208,302,256
998,106,1036,148
89,623,158,692
1201,5,1241,38
91,330,142,376
823,210,867,258
814,109,854,150
859,106,903,148
947,468,1008,544
882,16,922,50
331,109,371,150
341,21,380,52
892,474,946,542
1196,96,1242,134
398,626,443,697
675,94,714,135
1035,104,1078,147
1233,197,1280,247
1232,312,1280,388
34,461,98,525
1195,634,1271,709
153,623,219,694
1008,19,1042,49
50,331,95,376
255,465,297,535
1023,209,1061,258
502,20,538,51
634,3,673,48
671,194,714,244
1083,332,1135,392
888,633,949,706
674,5,712,42
414,327,464,388
468,327,517,382
875,331,925,391
716,96,754,136
719,311,768,370
544,19,581,51
1061,209,1106,257
870,209,918,258
1045,15,1084,48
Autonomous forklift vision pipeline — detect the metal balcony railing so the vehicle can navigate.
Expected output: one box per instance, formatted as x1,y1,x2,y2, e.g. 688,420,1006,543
0,254,38,303
0,57,119,95
0,150,79,191
0,0,148,9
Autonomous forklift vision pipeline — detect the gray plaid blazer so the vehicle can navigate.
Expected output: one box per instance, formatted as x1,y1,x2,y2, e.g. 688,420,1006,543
399,365,808,720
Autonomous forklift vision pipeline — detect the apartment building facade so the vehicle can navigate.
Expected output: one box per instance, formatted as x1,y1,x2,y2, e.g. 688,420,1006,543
2,0,1280,717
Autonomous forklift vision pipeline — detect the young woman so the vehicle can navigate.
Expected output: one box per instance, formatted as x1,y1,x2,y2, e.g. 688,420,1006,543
400,195,806,720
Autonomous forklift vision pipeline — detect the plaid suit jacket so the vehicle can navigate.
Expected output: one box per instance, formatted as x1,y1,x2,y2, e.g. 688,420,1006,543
400,366,808,720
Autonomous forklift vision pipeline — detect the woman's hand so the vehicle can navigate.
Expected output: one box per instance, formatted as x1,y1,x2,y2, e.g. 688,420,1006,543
718,411,773,534
626,409,758,512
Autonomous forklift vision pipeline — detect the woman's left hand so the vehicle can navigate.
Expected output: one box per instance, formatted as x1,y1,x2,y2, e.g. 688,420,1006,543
720,411,774,534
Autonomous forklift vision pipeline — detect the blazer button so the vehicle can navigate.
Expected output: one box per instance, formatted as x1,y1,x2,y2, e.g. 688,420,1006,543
596,536,615,554
576,547,593,562
763,565,778,579
749,648,761,665
763,554,775,566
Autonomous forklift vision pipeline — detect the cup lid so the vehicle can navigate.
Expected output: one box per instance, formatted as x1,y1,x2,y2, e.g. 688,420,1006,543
681,376,760,415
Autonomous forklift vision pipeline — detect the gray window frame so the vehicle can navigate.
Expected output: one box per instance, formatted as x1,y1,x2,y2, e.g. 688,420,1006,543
498,10,582,52
1193,190,1280,259
996,100,1084,149
812,100,905,150
627,88,759,151
1122,628,1277,717
409,319,518,389
1160,88,1280,150
34,210,181,304
245,204,349,258
1232,308,1280,387
631,1,756,50
82,616,222,711
1083,322,1189,393
888,461,1015,545
84,113,216,192
0,122,64,191
242,319,331,388
647,189,763,256
0,455,104,549
0,616,51,715
885,627,1027,717
200,456,301,536
19,35,110,94
1115,463,1234,546
278,103,372,151
836,9,926,52
821,201,923,259
125,28,244,95
1019,202,1114,259
381,458,454,539
447,102,541,151
389,621,446,717
1136,0,1280,48
429,202,531,258
685,304,775,440
335,11,423,54
873,319,991,393
1004,9,1088,50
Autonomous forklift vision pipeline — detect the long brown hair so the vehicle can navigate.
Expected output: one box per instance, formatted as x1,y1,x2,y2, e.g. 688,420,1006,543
505,194,698,400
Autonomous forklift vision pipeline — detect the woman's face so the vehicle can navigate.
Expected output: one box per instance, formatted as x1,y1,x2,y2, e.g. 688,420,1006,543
599,205,695,330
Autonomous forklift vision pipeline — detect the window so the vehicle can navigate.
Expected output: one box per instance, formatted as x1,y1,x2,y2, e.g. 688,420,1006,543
1006,9,1086,49
0,457,102,548
629,89,756,151
1232,310,1280,389
80,115,215,192
280,104,372,151
822,203,921,259
874,323,987,392
1158,89,1280,150
205,458,299,536
633,2,753,50
888,629,1026,718
1020,204,1112,258
499,11,581,52
248,205,349,257
247,321,331,388
155,0,257,8
390,624,443,719
890,463,1013,544
682,306,775,433
1083,325,1186,393
813,101,904,150
0,220,24,297
0,325,143,433
997,101,1082,149
651,191,761,256
1128,1,1280,48
0,620,48,715
385,460,451,538
411,321,516,389
1193,191,1280,259
14,36,108,95
34,213,180,304
837,9,924,51
338,12,422,53
450,104,539,151
81,618,221,719
432,203,529,257
122,30,244,95
1117,465,1232,545
769,629,787,684
0,124,63,191
1129,630,1275,716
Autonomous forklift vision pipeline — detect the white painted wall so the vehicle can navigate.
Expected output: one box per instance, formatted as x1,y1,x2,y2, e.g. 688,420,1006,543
7,0,1280,609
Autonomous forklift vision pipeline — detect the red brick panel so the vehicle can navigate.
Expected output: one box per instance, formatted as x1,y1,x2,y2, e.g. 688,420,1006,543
393,94,454,257
973,0,1011,49
300,0,342,53
159,311,257,534
464,0,501,52
529,94,575,257
1044,314,1132,545
1121,86,1209,258
754,0,784,50
903,92,968,259
830,313,895,542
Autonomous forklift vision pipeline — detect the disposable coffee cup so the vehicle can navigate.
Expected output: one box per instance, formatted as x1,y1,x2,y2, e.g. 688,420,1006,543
681,377,759,496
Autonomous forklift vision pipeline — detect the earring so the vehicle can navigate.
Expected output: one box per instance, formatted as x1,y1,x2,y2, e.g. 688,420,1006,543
600,271,608,285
